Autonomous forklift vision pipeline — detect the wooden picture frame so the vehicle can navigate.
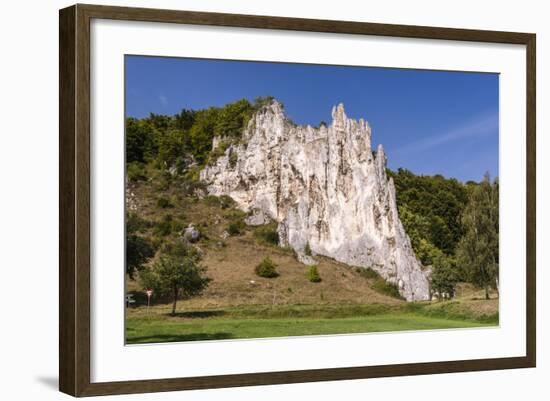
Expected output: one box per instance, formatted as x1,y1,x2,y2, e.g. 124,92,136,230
59,3,536,397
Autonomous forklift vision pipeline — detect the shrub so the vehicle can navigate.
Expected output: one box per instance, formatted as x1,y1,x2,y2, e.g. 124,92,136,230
206,142,228,166
126,162,147,182
356,267,404,300
156,197,173,209
204,195,236,210
253,225,279,246
228,151,238,168
126,212,150,234
357,267,380,280
154,214,174,237
255,257,279,278
308,265,321,283
304,242,312,256
227,221,244,236
219,195,235,209
372,279,404,300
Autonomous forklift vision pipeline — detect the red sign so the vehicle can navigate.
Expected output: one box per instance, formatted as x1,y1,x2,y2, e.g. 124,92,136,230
146,289,153,297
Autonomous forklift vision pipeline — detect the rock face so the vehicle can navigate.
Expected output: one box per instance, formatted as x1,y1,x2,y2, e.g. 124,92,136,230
183,224,201,243
200,101,430,301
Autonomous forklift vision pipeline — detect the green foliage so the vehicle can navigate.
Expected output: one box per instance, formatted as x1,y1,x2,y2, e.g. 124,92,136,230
415,238,442,266
154,214,178,237
372,279,404,300
228,151,238,168
126,118,155,163
126,212,154,279
253,224,279,246
126,235,155,279
156,196,173,209
214,99,255,139
390,168,468,255
227,221,244,236
126,212,150,233
219,195,236,209
125,98,278,174
430,253,459,299
304,242,312,256
206,142,228,166
356,267,403,300
140,241,211,315
255,257,279,278
307,265,321,283
156,128,186,170
456,174,499,299
356,267,380,280
126,162,147,182
253,96,275,108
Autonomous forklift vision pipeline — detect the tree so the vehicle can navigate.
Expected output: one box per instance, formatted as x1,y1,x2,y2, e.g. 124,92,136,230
126,118,155,164
308,265,321,283
430,253,458,300
304,242,312,256
456,173,499,299
126,234,155,279
214,99,254,139
140,241,211,315
255,257,279,278
126,213,154,279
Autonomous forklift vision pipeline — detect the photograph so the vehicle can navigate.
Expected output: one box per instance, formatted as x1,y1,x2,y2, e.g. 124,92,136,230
124,56,500,345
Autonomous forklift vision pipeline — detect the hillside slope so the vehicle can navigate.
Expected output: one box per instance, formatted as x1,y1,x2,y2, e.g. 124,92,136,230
126,172,404,309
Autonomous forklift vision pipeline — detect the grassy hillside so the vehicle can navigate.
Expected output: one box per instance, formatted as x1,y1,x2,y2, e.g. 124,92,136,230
126,170,404,308
125,169,498,344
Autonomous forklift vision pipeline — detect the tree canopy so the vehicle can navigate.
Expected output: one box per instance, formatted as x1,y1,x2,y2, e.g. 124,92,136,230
456,174,499,299
125,97,273,170
140,241,211,315
390,168,498,299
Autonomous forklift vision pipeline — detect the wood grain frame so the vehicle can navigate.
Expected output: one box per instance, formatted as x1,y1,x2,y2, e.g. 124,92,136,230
59,3,536,397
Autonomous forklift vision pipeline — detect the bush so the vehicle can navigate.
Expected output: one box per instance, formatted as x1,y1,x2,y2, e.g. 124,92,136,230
154,214,174,237
308,265,321,283
204,195,236,210
356,267,404,300
228,151,238,168
357,267,380,280
372,279,404,300
255,257,279,278
126,162,147,182
227,221,244,236
219,195,235,209
253,225,279,246
304,242,312,256
156,197,173,209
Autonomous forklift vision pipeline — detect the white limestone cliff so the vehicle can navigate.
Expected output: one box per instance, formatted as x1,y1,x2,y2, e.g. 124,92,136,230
200,101,430,301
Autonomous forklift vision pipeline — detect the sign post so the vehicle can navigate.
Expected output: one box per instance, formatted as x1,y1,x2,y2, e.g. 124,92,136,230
146,289,153,316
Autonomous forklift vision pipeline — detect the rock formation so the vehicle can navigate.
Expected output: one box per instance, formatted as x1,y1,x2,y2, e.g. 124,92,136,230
200,101,430,301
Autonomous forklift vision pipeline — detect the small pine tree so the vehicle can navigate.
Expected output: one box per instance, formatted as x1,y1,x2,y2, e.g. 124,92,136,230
255,257,279,278
308,265,321,283
304,242,312,256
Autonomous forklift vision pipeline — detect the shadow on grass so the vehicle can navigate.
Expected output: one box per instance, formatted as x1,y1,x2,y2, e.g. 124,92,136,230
127,332,233,344
169,310,227,319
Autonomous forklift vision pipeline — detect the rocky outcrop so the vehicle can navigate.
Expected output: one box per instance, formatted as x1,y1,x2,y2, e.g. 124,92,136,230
200,101,430,301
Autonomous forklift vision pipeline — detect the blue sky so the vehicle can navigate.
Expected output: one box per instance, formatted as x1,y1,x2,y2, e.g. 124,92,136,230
125,56,499,182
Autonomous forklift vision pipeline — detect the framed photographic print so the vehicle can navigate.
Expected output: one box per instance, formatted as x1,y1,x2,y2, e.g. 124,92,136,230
59,4,536,397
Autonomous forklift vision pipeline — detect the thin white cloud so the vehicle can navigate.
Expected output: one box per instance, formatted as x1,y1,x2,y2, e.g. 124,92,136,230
391,111,499,156
159,94,168,107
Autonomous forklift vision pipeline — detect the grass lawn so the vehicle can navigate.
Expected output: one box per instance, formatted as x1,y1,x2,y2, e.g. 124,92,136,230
126,303,498,344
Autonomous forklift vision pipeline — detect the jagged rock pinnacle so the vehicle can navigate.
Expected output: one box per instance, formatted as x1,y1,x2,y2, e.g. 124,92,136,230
200,101,430,301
